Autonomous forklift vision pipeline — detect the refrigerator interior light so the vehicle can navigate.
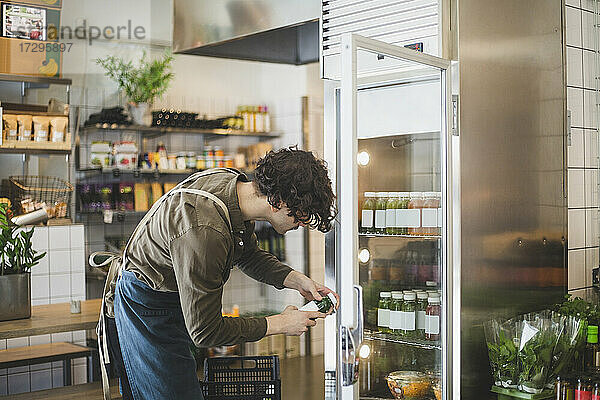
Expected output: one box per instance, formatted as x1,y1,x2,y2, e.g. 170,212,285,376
357,151,370,166
359,343,371,359
358,248,370,263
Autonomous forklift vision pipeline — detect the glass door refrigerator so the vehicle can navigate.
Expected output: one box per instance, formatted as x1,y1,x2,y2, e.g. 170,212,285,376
323,33,456,400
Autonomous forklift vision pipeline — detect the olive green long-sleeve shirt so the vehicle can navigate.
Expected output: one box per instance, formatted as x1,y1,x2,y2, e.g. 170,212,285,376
124,169,293,347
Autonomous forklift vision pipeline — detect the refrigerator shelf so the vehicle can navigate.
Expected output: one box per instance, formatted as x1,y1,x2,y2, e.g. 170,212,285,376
359,233,441,240
364,329,442,350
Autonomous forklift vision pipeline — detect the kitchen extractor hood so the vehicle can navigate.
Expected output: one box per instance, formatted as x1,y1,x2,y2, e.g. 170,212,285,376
173,0,320,65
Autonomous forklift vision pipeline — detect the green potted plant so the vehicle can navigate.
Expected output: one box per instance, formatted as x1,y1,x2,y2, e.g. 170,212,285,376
0,203,46,321
96,50,174,126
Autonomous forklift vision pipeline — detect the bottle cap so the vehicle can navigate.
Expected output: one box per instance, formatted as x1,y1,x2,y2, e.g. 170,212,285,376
398,192,410,197
380,292,391,298
365,192,377,197
417,292,428,300
424,192,438,197
392,292,403,300
428,297,440,305
404,292,416,301
410,192,423,198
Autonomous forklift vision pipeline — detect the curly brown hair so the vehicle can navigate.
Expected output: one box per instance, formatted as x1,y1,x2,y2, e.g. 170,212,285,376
254,146,337,233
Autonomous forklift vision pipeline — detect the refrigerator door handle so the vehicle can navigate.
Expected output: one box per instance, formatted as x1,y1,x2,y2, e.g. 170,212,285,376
340,284,363,387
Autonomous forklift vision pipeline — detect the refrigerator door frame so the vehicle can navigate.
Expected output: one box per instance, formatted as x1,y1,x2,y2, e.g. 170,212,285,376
325,33,455,400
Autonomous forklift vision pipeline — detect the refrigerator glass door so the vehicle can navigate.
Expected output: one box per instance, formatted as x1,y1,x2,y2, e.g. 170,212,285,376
330,33,452,400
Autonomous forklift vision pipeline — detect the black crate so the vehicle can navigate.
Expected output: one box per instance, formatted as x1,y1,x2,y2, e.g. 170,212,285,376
201,356,281,400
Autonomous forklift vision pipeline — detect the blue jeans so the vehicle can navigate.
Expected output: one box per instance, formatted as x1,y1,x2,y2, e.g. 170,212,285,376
114,270,204,400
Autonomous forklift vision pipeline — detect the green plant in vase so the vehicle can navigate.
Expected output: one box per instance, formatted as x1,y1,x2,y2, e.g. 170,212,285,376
96,50,174,125
0,203,46,321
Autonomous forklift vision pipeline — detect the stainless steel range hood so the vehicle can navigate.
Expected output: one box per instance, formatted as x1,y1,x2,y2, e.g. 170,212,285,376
173,0,320,65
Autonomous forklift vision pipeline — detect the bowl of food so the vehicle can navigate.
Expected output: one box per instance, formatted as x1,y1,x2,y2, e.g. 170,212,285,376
385,371,432,400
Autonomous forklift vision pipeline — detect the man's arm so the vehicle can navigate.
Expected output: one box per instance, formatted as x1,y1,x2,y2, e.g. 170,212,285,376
237,232,293,289
170,226,267,347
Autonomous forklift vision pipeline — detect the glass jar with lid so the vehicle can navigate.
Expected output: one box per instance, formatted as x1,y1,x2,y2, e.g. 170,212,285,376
422,192,440,236
401,292,417,338
386,192,399,235
397,192,410,234
416,292,428,339
408,192,424,235
377,292,391,333
425,296,441,341
389,292,404,336
374,192,388,234
360,192,377,234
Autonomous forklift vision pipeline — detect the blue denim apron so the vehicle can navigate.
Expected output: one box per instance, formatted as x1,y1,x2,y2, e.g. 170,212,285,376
114,270,202,400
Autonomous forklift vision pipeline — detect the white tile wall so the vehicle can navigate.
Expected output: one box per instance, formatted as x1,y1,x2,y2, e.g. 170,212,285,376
4,225,88,395
567,0,599,296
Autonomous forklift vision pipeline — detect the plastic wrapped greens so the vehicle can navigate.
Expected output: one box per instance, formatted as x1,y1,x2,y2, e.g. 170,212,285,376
484,318,520,388
547,313,586,386
517,313,563,393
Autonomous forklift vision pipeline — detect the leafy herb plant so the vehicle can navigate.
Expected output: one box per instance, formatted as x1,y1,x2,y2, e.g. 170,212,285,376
485,319,519,388
517,320,560,393
0,203,46,275
96,50,174,105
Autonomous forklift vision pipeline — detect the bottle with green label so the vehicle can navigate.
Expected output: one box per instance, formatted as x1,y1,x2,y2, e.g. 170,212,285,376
377,292,391,333
585,325,600,373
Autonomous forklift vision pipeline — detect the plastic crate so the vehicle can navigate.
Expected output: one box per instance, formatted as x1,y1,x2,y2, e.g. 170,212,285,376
201,356,281,400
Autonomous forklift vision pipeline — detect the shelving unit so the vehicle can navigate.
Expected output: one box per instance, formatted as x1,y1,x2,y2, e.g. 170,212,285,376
364,329,441,351
359,233,441,240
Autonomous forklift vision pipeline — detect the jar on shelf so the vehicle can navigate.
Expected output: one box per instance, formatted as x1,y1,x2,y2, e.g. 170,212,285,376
374,192,388,234
422,192,440,236
416,291,428,339
196,155,205,170
377,292,391,333
425,296,441,341
389,292,404,336
186,152,196,169
401,292,417,338
176,152,187,170
360,192,377,234
408,192,423,235
385,192,399,235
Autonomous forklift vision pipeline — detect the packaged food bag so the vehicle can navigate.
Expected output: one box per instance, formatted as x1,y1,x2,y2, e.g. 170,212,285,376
50,116,68,142
32,116,50,142
484,318,521,388
2,114,18,140
547,313,586,386
16,115,32,141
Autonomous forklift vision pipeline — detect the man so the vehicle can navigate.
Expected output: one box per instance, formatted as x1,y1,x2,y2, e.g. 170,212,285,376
111,147,338,400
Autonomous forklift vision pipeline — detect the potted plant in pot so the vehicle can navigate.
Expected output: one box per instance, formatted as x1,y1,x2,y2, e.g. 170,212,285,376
96,50,174,126
0,203,46,321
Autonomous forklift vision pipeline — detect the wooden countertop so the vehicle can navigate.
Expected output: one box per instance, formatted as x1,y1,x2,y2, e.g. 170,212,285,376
0,299,101,340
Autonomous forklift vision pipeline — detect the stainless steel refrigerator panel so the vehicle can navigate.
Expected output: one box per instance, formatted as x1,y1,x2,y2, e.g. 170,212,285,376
458,0,566,398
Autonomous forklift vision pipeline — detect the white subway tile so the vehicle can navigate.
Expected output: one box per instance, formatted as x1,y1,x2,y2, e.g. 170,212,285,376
584,89,598,130
73,357,87,367
30,369,53,391
582,50,597,90
585,247,599,286
566,0,580,7
568,87,584,128
568,169,585,208
585,129,598,168
568,249,586,289
71,273,85,296
0,375,6,395
566,7,583,47
31,255,49,276
50,296,70,304
49,250,71,274
569,128,585,167
585,169,598,207
31,227,48,251
32,298,48,306
29,334,52,372
50,274,71,299
49,226,70,250
72,330,86,343
73,364,87,385
581,0,597,12
6,337,29,349
569,209,586,249
70,225,85,249
0,339,5,350
8,372,30,394
51,332,72,343
586,209,599,247
51,367,63,388
31,275,50,300
70,249,86,274
567,46,583,87
582,10,596,50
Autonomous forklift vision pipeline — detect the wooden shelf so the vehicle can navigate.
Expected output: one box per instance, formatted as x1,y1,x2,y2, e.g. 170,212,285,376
0,73,72,86
0,133,71,154
80,124,280,139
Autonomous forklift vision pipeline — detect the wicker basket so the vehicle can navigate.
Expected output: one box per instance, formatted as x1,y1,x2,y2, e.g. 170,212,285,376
9,176,73,217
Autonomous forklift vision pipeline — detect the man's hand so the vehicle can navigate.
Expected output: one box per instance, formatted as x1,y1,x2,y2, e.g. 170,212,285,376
266,306,326,336
283,270,340,310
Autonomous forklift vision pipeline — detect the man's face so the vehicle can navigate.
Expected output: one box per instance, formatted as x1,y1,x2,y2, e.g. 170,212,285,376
270,204,306,234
